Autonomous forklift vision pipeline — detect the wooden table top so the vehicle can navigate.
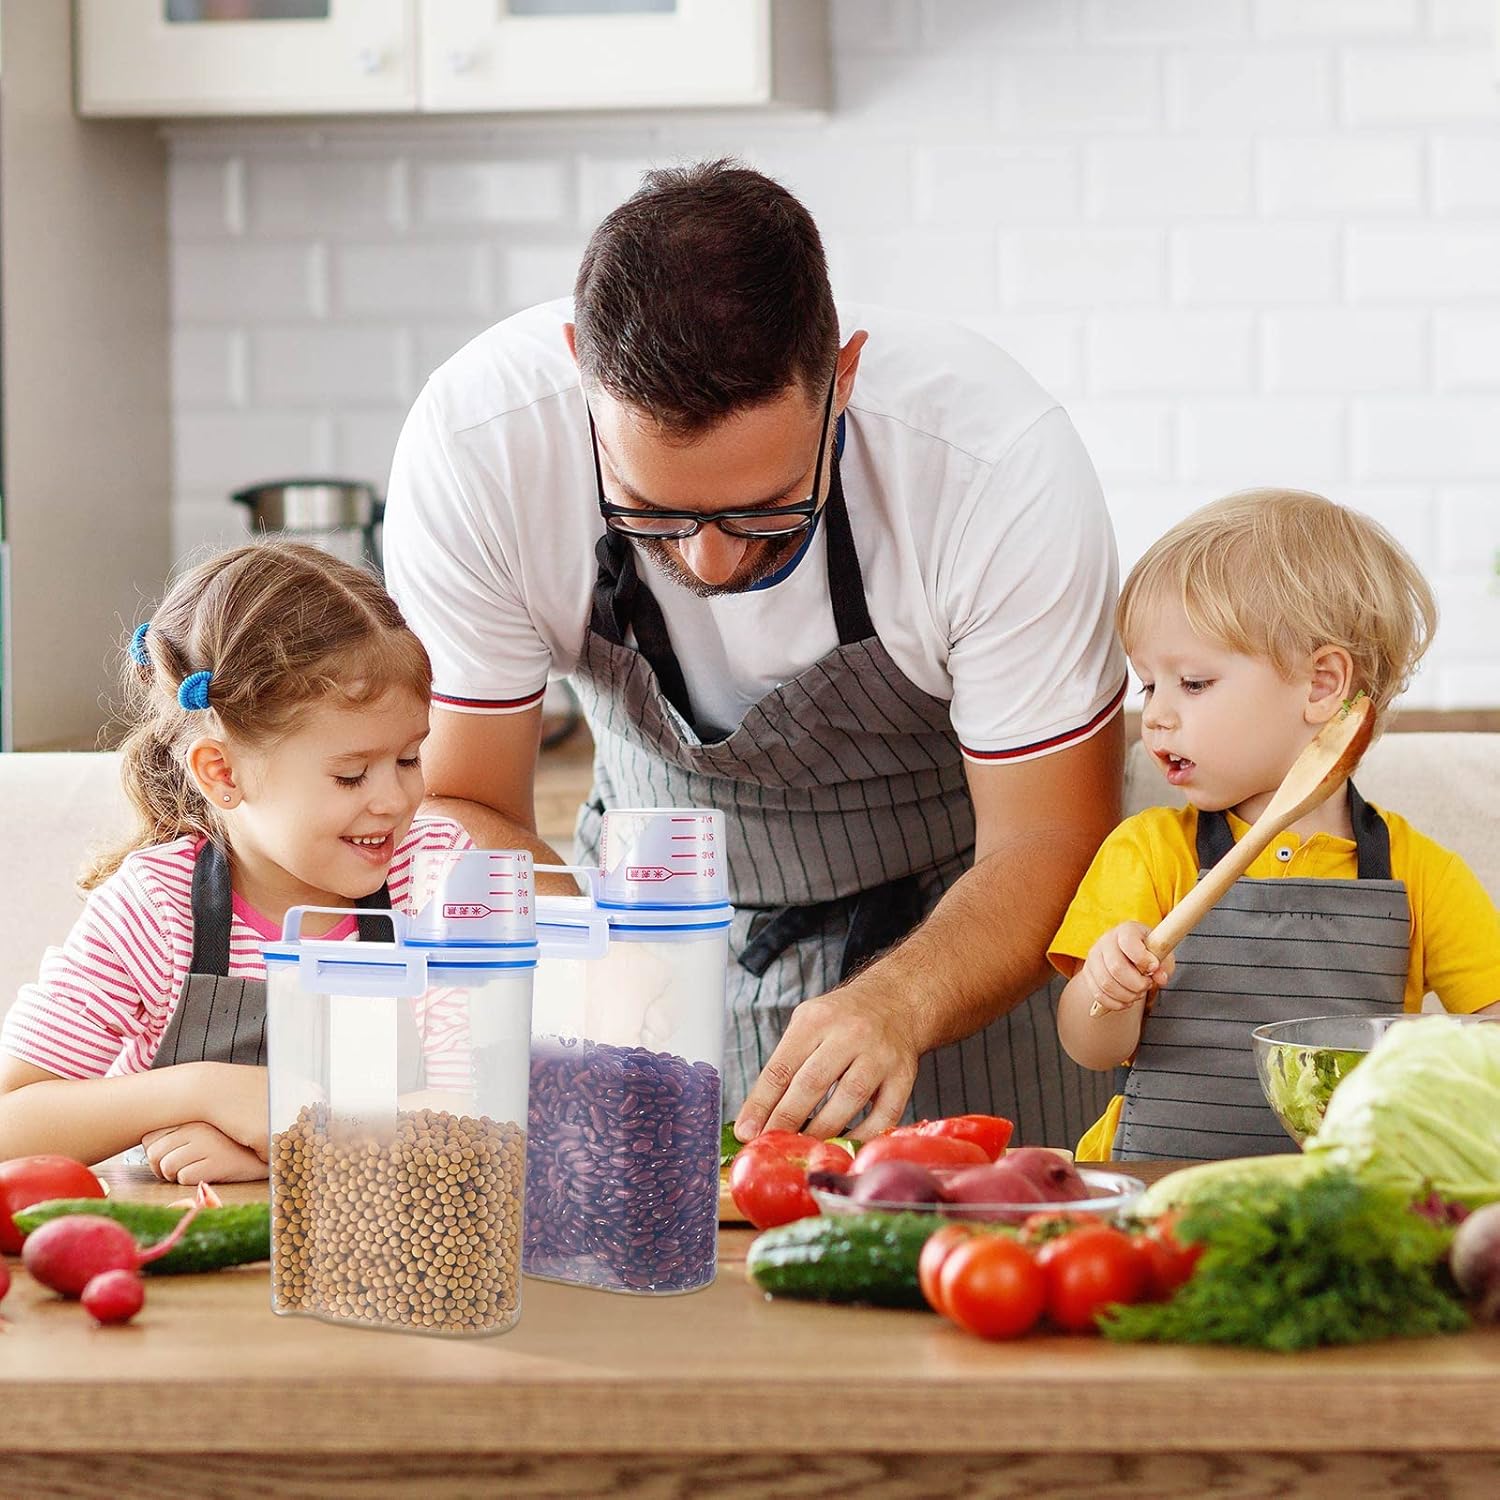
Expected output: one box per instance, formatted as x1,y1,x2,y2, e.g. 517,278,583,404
3,1158,1498,1460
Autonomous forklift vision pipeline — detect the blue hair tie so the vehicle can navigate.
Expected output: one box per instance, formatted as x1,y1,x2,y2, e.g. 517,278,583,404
178,671,213,712
129,622,151,668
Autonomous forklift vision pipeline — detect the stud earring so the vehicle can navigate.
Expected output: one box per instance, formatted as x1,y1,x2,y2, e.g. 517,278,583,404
222,793,232,805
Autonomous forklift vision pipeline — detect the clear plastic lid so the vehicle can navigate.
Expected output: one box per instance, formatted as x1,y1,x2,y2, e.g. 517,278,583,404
597,808,728,909
410,848,538,949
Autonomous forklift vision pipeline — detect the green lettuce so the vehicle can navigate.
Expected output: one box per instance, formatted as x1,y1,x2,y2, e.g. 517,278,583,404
1308,1015,1500,1207
1263,1044,1368,1143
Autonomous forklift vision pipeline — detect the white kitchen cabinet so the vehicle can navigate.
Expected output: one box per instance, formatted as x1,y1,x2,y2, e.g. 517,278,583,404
74,0,825,118
418,0,826,114
75,0,418,117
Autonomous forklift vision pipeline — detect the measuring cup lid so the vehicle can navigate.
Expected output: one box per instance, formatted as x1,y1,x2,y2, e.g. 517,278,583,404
409,848,538,947
597,807,729,908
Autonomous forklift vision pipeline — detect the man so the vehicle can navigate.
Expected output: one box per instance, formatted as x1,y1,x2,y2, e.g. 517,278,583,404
384,160,1125,1147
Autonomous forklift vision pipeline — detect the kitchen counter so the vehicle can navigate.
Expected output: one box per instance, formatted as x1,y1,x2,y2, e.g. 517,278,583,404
3,1160,1497,1499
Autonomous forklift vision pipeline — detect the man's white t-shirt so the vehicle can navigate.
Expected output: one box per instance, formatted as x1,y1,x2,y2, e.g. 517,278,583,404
384,299,1125,761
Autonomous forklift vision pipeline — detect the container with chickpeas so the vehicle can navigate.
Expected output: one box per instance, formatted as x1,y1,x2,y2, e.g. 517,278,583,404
263,851,538,1337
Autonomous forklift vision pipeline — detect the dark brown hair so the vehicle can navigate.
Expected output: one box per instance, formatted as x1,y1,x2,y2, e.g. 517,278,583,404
83,541,432,889
572,159,839,435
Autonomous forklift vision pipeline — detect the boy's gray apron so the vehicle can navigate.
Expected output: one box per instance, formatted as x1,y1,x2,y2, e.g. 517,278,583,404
1113,786,1408,1161
149,839,414,1078
570,441,1118,1146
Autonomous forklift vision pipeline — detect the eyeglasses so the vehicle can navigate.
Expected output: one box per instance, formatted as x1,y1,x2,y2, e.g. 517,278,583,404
588,378,835,540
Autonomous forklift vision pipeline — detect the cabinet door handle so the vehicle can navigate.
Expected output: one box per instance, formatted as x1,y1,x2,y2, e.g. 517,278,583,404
355,46,386,75
447,47,479,74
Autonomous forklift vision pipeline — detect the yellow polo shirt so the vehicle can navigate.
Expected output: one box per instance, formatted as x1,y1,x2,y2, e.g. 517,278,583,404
1049,803,1500,1160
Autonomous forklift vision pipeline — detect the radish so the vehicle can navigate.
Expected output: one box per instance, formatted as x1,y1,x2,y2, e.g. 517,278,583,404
22,1200,203,1300
82,1268,147,1325
1450,1201,1500,1323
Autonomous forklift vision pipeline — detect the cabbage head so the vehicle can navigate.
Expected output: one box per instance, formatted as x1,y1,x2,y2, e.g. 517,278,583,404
1308,1015,1500,1207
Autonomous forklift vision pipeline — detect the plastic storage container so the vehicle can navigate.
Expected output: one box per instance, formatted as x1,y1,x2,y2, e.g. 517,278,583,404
264,849,537,1336
525,807,733,1294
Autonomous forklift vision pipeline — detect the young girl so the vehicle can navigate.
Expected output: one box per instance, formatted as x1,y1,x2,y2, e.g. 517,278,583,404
1052,490,1500,1162
0,541,470,1181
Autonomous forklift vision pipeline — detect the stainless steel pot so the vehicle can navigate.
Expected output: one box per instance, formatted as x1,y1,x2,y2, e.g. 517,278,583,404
231,478,384,573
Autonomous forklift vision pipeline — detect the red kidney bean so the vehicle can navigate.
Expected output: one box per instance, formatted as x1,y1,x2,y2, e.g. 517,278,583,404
524,1036,720,1293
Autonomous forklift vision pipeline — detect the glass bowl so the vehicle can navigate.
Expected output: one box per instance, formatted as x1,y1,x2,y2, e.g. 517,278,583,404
810,1167,1145,1226
1251,1013,1490,1146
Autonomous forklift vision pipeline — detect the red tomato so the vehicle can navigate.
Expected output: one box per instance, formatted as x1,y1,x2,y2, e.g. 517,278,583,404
804,1141,856,1177
851,1133,988,1174
1037,1226,1149,1332
0,1255,10,1304
1134,1214,1204,1301
727,1133,853,1230
915,1114,1015,1161
1017,1210,1101,1247
729,1144,816,1230
917,1223,975,1316
743,1130,815,1154
0,1155,105,1254
937,1236,1046,1341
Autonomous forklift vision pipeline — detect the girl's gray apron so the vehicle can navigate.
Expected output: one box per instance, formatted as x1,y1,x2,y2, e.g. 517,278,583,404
149,839,408,1073
569,443,1118,1146
1113,786,1408,1161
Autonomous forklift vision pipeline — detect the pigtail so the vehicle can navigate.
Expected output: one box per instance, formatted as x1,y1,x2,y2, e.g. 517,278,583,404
80,623,217,890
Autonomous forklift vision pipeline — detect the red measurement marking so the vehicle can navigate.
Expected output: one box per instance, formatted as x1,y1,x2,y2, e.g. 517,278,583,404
443,903,513,919
626,866,674,882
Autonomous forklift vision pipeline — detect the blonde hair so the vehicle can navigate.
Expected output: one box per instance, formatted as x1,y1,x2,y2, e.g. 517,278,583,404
1118,489,1437,716
83,541,432,890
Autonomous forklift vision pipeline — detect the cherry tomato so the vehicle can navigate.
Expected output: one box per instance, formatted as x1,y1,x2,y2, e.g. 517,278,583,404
1037,1226,1149,1332
914,1114,1015,1161
937,1236,1046,1341
727,1133,853,1230
917,1223,975,1316
0,1256,10,1305
0,1155,105,1254
1134,1214,1204,1301
851,1133,988,1174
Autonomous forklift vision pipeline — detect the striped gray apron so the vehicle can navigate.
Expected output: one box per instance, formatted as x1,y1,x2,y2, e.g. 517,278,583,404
150,839,407,1073
1114,785,1409,1161
568,446,1118,1147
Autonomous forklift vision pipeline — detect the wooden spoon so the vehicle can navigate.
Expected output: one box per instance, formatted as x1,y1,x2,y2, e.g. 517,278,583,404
1089,694,1377,1017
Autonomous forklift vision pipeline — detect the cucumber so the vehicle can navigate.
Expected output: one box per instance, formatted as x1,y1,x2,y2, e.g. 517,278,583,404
14,1197,270,1275
746,1210,938,1308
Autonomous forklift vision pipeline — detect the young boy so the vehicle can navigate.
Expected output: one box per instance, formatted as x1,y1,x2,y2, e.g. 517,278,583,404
1051,490,1500,1162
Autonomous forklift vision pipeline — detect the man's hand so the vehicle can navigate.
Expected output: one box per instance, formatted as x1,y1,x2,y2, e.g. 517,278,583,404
734,979,921,1141
141,1121,268,1184
734,713,1124,1144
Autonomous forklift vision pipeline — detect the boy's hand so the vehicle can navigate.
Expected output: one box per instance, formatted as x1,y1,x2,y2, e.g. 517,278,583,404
1083,922,1174,1013
141,1121,268,1184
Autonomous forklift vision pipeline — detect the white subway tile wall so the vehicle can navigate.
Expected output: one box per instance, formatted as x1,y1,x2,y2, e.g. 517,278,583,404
167,0,1500,707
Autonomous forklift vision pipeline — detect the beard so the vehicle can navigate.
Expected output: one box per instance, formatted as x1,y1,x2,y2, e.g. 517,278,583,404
633,532,807,599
